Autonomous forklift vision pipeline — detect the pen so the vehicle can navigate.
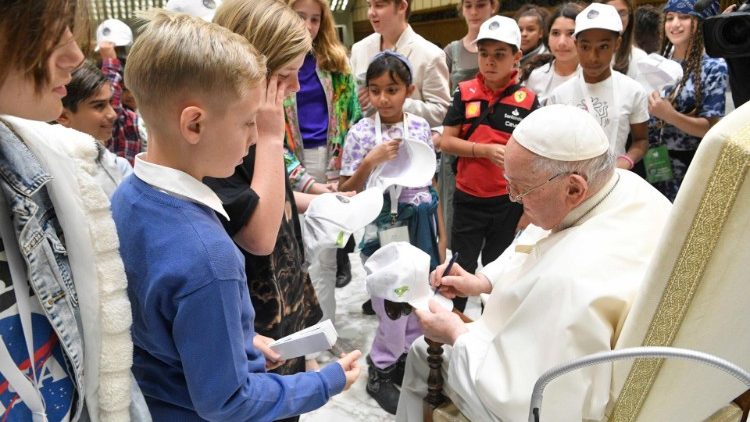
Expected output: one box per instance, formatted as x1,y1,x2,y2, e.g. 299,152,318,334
433,252,459,295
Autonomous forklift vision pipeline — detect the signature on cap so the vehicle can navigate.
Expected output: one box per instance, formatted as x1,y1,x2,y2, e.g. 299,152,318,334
103,27,111,36
335,195,350,203
203,0,216,9
587,9,600,19
489,21,500,30
394,286,409,297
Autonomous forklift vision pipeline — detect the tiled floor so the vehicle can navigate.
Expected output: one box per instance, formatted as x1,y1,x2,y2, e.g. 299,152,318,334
300,252,393,421
300,252,481,421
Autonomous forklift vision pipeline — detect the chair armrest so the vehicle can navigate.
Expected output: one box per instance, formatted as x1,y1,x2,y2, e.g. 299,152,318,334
528,347,750,422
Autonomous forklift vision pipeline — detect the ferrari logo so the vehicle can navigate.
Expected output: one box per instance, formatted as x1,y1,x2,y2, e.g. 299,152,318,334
514,91,527,103
465,101,481,119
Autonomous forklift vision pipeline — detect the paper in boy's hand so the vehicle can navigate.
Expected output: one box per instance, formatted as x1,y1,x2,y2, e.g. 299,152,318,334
268,319,338,360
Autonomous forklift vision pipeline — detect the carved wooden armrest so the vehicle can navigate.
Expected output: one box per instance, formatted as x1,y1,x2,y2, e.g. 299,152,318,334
423,309,474,422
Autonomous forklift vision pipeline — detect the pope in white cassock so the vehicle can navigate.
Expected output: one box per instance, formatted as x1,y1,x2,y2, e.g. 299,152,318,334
396,104,672,421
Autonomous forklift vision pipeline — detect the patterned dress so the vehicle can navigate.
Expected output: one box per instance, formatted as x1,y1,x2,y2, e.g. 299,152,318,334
648,55,727,201
284,63,362,192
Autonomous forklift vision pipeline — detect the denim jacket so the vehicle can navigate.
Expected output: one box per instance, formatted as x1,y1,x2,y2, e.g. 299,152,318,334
0,121,86,419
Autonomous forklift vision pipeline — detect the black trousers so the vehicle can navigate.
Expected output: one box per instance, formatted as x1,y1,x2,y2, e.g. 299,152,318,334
450,190,523,311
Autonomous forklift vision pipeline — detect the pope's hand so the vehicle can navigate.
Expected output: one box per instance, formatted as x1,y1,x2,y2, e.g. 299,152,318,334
430,262,492,298
253,334,285,370
415,300,468,345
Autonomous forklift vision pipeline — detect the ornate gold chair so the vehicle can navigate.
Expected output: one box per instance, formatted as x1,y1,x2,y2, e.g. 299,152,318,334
425,100,750,422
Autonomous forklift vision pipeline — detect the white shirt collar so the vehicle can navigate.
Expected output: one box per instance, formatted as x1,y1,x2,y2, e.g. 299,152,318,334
133,153,229,220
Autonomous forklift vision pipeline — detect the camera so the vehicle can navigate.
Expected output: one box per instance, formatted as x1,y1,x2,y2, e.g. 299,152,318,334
703,1,750,58
700,0,750,106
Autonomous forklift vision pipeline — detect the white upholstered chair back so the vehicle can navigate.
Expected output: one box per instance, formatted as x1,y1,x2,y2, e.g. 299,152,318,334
606,101,750,422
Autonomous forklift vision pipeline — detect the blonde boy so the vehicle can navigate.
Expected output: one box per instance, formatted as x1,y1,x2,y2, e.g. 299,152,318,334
111,12,360,421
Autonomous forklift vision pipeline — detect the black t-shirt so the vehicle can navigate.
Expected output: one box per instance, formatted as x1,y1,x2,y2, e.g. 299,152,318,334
203,146,321,374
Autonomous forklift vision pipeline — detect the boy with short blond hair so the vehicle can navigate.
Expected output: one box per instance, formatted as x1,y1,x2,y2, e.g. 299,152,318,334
111,11,360,421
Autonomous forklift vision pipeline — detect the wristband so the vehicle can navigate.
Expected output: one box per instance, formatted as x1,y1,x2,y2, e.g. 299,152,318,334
618,154,635,169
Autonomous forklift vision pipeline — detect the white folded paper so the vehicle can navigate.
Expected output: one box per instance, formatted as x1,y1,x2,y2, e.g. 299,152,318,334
268,319,338,360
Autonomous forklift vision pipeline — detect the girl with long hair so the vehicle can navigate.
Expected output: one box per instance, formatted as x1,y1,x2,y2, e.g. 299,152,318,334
523,2,584,103
208,2,362,414
647,0,728,201
515,4,549,66
286,0,362,322
0,0,149,419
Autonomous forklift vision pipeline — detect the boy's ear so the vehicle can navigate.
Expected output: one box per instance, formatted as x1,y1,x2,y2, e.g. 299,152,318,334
406,84,416,97
514,49,523,63
179,106,205,146
57,109,72,128
614,35,622,52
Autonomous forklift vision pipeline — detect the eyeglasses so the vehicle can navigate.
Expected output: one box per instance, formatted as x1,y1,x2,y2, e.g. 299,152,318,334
384,299,413,320
507,172,566,203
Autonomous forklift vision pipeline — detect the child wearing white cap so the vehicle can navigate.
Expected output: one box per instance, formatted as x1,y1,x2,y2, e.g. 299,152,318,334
339,51,441,415
438,15,539,312
165,0,223,21
546,2,650,171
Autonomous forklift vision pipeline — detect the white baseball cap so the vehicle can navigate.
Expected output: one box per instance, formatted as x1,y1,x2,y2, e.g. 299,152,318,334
166,0,223,22
512,105,609,161
95,19,133,51
574,3,624,37
366,137,436,191
472,15,521,50
364,242,453,311
637,53,684,92
302,188,384,260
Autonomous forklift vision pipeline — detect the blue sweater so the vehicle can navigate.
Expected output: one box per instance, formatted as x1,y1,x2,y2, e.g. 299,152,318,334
111,175,345,421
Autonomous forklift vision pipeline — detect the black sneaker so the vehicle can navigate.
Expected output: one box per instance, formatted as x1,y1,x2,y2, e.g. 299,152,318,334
335,258,352,288
361,299,375,315
366,355,401,415
392,353,407,387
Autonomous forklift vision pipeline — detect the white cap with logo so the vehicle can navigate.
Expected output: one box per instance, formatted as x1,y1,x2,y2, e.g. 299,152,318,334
366,137,436,191
473,15,521,50
166,0,223,22
95,19,133,51
364,242,453,311
512,104,610,161
302,188,384,261
574,3,624,37
637,53,685,92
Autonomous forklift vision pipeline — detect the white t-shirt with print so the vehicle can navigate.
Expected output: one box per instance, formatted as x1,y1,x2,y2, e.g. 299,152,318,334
547,70,649,155
525,62,578,105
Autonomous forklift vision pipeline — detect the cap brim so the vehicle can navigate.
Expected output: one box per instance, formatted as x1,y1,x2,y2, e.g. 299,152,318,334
408,293,454,312
372,140,436,189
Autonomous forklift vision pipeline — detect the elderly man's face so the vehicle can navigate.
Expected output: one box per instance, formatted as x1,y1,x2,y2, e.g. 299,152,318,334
504,138,573,230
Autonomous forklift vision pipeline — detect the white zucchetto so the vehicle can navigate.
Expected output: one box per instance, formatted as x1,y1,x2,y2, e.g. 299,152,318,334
512,104,610,161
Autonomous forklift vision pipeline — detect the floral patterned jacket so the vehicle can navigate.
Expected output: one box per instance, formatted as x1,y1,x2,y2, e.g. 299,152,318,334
284,67,361,192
